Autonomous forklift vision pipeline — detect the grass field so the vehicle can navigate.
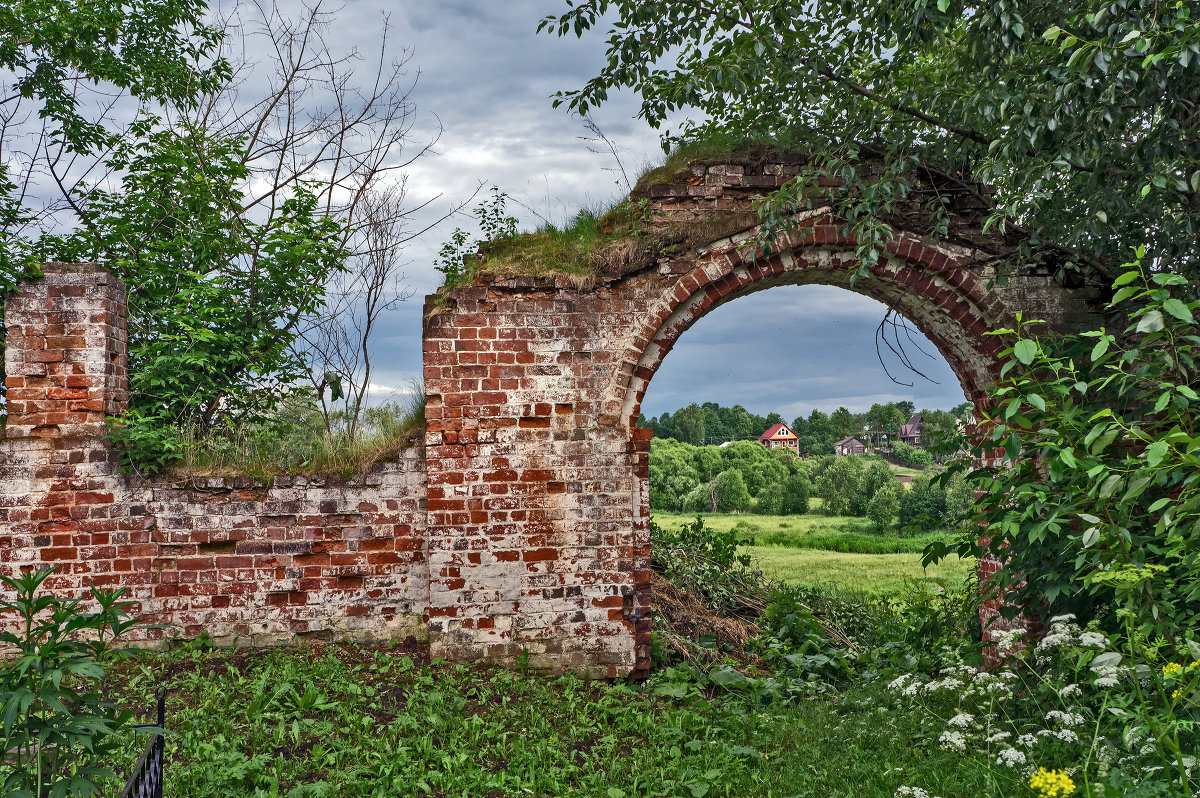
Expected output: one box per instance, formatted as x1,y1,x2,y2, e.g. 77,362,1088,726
741,545,971,592
653,511,971,592
886,462,928,478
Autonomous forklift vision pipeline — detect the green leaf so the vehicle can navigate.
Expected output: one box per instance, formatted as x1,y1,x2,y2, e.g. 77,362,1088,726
1145,440,1169,467
1111,286,1139,304
1124,474,1151,501
1162,298,1195,324
1098,474,1122,498
1013,339,1038,365
708,666,749,689
1090,338,1110,361
1136,310,1165,333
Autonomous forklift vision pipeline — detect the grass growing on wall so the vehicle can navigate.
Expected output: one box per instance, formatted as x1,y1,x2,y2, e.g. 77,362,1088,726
461,204,759,285
172,394,425,480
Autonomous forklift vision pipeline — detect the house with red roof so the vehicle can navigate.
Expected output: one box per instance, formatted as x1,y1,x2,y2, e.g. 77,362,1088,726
758,423,799,453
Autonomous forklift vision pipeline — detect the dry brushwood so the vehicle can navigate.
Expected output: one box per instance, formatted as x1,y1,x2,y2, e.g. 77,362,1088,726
650,554,857,653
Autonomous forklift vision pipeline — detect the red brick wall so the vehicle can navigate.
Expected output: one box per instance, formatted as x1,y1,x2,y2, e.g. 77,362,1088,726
1,265,428,647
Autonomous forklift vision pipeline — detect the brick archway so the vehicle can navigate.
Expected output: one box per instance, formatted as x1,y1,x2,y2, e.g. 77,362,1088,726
618,222,1010,431
421,158,1109,676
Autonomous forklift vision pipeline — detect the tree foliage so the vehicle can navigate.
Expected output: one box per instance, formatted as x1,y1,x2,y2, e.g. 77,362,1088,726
0,0,224,282
543,0,1200,279
649,437,810,513
50,129,345,438
2,1,433,469
940,256,1199,655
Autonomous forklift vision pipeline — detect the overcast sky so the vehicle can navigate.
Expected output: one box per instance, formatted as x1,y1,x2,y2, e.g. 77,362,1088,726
285,0,970,419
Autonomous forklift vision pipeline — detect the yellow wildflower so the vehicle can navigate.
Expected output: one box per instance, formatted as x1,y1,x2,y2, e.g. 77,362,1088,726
1163,662,1183,678
1029,767,1075,798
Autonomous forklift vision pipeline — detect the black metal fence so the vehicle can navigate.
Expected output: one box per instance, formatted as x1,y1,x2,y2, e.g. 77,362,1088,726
118,690,166,798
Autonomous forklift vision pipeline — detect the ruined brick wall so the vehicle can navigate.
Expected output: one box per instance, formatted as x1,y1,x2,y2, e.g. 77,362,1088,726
424,159,1108,677
1,265,428,646
423,281,656,677
1,160,1108,673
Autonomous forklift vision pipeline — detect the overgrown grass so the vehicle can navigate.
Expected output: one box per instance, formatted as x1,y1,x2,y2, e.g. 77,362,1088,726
472,206,614,279
104,641,1006,798
466,202,758,284
440,138,783,289
741,546,972,593
171,393,425,480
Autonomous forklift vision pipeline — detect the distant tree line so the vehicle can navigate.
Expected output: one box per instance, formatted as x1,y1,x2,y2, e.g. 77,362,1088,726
650,438,811,514
649,438,974,533
641,401,973,457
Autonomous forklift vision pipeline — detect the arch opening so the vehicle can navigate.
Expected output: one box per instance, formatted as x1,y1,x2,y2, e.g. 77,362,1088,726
620,242,1008,432
636,283,969,432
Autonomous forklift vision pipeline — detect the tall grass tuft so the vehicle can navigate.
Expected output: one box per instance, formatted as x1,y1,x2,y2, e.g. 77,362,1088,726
173,388,425,479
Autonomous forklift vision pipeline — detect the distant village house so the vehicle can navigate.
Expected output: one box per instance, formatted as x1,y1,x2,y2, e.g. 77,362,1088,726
758,423,800,453
898,414,923,447
834,436,867,456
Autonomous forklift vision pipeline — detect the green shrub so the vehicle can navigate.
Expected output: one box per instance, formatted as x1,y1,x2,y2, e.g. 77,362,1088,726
759,584,853,680
680,483,711,514
944,255,1200,653
851,461,894,516
780,473,811,515
755,482,785,515
867,482,902,532
712,468,751,512
890,440,932,468
898,473,947,534
813,455,863,516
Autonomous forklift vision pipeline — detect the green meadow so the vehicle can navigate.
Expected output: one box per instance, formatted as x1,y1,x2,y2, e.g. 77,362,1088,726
652,509,972,593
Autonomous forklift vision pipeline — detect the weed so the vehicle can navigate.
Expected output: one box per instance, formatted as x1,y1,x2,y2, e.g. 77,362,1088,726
102,640,1016,797
0,567,145,796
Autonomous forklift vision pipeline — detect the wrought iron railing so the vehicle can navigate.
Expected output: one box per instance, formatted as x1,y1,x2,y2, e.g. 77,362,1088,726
118,689,165,798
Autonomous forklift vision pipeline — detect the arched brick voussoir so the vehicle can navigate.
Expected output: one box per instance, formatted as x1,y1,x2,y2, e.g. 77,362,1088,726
617,228,1013,429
